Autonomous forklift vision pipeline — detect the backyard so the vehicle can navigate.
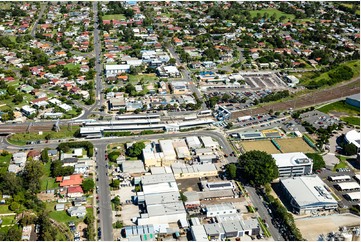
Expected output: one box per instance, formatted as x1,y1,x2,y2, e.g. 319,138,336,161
0,154,11,175
102,14,126,20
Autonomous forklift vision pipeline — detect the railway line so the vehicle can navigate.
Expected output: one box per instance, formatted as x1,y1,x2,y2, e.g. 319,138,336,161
231,78,360,119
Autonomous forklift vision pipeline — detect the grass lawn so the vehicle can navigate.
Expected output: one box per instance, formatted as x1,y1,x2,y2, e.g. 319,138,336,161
103,14,126,20
8,36,17,43
340,117,360,126
333,159,348,172
318,101,360,116
8,126,79,146
64,63,80,70
0,216,16,225
248,9,295,22
0,205,11,214
49,211,83,225
128,74,158,84
40,177,59,191
0,154,11,175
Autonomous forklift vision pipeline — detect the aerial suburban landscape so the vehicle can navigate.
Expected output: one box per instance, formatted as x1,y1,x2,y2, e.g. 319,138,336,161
0,1,360,241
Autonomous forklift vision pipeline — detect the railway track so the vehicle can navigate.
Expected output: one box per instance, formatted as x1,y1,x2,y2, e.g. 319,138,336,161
231,78,360,119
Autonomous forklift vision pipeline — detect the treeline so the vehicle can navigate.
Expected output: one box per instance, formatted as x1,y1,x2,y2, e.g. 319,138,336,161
103,130,164,137
58,141,94,157
260,90,290,103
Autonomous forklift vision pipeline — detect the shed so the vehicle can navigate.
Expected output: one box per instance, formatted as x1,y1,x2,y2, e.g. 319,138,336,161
55,203,65,211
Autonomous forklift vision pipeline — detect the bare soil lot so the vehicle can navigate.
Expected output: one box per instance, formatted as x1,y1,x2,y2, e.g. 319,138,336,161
295,214,360,241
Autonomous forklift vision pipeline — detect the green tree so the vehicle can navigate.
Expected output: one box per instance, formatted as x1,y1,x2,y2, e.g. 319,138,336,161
81,178,95,193
306,153,325,171
108,151,120,162
12,94,23,104
110,179,120,189
239,151,279,186
344,143,358,156
127,142,145,157
41,148,50,162
22,160,44,194
179,192,187,202
7,85,17,95
226,163,237,179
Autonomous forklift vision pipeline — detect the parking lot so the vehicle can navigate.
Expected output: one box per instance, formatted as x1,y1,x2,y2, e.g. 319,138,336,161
318,169,360,208
299,110,340,129
243,74,288,89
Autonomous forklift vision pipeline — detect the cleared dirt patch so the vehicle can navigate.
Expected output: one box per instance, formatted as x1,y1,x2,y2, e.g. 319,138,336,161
295,214,360,241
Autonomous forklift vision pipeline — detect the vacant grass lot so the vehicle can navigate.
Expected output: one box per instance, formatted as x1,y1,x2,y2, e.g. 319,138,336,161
64,63,80,70
8,127,79,145
0,154,11,175
248,9,295,22
340,117,360,126
103,14,126,20
128,74,158,83
0,216,16,225
301,60,360,85
318,101,360,116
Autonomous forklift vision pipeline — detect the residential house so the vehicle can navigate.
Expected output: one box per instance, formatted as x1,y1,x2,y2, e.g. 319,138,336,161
67,206,86,218
67,185,84,198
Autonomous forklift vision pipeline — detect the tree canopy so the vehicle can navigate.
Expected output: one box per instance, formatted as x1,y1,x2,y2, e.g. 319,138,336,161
126,142,145,157
82,178,95,193
239,150,279,186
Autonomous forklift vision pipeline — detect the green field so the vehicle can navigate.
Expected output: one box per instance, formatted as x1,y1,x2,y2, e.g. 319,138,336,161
340,117,360,126
333,159,348,172
318,101,360,116
7,126,79,146
301,60,360,85
249,9,295,22
103,14,126,20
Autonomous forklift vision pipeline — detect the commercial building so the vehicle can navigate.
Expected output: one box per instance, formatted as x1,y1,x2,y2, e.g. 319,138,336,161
285,75,299,87
345,192,360,202
345,130,360,150
105,64,130,77
200,136,219,148
198,154,218,164
191,225,208,241
159,140,177,162
142,142,164,168
138,173,187,225
171,163,218,179
186,136,202,149
172,139,191,159
205,203,237,217
124,225,155,241
156,66,180,78
335,182,360,191
121,160,145,174
346,94,360,108
271,152,313,177
280,176,338,214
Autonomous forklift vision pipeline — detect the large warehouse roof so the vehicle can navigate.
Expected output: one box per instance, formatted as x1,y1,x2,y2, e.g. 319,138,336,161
281,176,337,208
272,152,312,168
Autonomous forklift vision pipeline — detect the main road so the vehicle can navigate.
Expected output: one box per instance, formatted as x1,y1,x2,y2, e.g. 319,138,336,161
31,3,46,37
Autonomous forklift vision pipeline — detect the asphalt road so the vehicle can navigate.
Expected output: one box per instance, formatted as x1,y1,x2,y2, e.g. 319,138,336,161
245,186,284,240
95,144,113,241
166,44,207,110
31,4,46,37
89,1,103,116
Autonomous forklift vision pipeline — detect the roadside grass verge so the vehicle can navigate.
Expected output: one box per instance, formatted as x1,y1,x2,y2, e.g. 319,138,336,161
340,117,360,126
257,217,271,237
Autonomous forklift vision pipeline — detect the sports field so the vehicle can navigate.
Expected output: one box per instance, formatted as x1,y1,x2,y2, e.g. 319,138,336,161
241,138,315,154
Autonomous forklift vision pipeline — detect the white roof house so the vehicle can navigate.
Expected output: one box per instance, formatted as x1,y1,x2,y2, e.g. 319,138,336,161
67,206,86,218
59,103,72,112
206,203,237,217
281,176,338,214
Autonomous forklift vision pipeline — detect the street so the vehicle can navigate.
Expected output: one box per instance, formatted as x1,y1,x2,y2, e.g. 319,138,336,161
245,186,284,241
95,144,113,241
